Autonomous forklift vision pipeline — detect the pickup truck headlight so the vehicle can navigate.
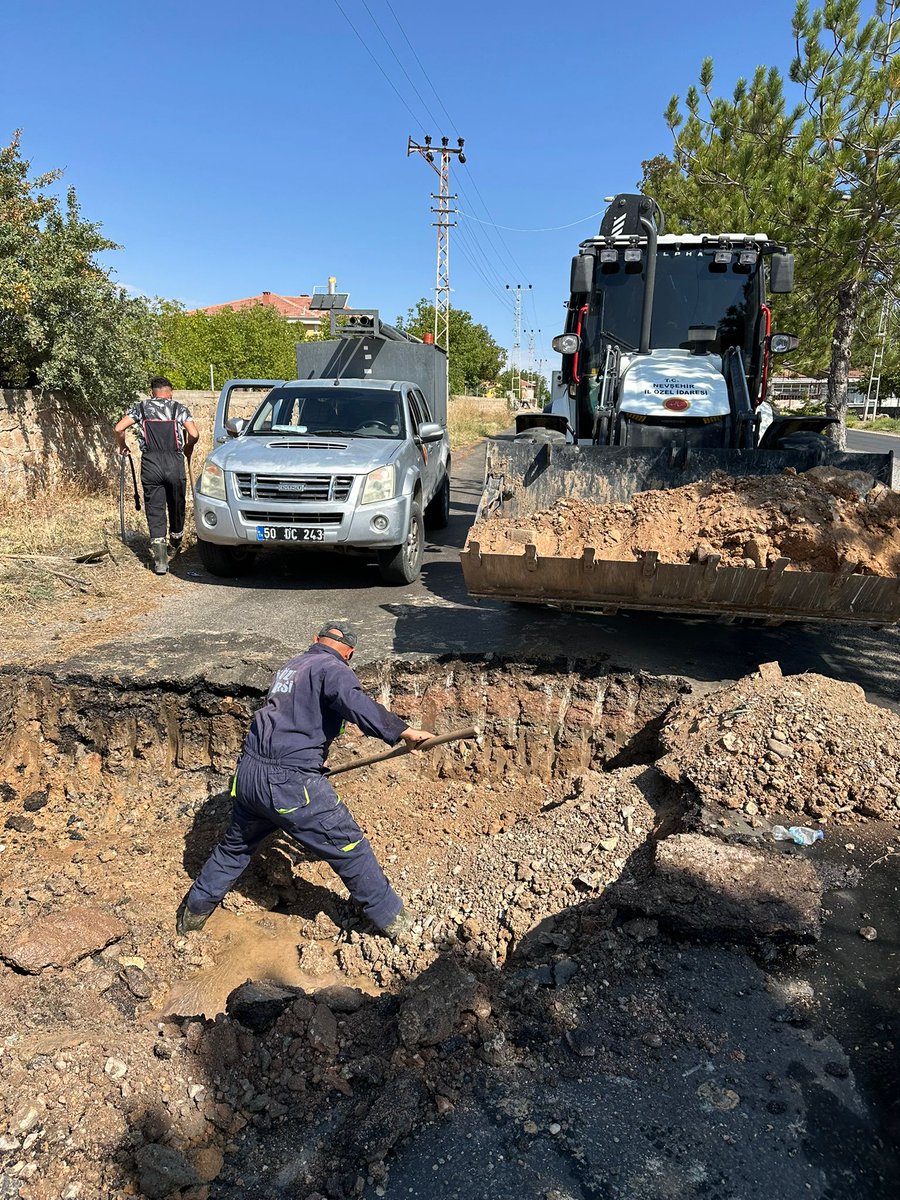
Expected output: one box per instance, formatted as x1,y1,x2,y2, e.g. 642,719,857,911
199,462,226,500
361,464,395,505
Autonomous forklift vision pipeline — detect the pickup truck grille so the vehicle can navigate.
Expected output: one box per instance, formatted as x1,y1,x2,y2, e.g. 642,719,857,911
240,510,343,526
234,473,353,502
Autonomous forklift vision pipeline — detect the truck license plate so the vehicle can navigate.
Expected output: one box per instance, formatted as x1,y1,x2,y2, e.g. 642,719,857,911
256,526,325,542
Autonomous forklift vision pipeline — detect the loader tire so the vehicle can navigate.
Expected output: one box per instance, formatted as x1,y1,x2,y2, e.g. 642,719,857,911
197,538,255,578
773,431,833,462
514,427,567,445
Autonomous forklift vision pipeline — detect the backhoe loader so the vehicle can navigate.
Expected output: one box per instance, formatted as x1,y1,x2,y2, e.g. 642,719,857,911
461,194,899,624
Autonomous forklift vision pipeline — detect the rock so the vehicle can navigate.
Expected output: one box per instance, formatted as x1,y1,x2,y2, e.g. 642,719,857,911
104,1057,128,1081
0,906,127,973
120,965,152,999
858,925,878,941
313,984,365,1013
398,958,478,1048
10,1103,41,1133
191,1146,224,1183
347,1071,429,1165
564,1027,595,1058
226,981,296,1033
307,1003,338,1054
22,791,48,813
622,917,658,942
697,1081,740,1111
4,814,35,833
553,959,578,987
642,1032,663,1049
623,833,822,940
0,1136,19,1152
134,1143,199,1199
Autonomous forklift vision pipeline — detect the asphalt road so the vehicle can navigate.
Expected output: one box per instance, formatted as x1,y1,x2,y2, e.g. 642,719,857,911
145,435,900,711
846,427,900,455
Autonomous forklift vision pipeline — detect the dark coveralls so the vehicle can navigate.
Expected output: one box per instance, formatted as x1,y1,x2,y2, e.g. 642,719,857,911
186,644,408,930
133,399,189,542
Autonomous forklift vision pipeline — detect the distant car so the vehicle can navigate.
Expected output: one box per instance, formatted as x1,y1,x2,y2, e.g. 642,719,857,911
194,377,451,584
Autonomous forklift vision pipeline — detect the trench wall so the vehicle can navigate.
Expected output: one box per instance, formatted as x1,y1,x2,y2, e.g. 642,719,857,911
0,658,687,812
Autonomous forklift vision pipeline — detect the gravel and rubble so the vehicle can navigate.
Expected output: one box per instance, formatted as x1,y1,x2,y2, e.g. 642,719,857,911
471,466,900,575
659,660,900,826
0,655,898,1198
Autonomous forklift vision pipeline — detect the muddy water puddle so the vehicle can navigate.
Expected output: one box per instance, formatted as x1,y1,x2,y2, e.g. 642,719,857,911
157,909,377,1020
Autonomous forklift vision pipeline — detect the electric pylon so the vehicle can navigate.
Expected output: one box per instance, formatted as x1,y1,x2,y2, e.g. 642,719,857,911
408,136,466,355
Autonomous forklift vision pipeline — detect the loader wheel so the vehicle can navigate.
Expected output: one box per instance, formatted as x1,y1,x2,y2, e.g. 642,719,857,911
424,470,450,530
515,427,567,445
773,431,833,462
197,537,255,577
378,501,424,585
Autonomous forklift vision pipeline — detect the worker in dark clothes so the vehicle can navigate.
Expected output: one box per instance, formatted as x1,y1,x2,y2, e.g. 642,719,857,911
177,622,433,939
114,376,199,575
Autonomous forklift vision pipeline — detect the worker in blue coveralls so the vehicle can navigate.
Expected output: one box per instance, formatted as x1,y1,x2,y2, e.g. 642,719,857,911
177,621,433,939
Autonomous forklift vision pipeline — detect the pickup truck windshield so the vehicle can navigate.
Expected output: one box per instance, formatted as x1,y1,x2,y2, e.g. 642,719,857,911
246,386,406,439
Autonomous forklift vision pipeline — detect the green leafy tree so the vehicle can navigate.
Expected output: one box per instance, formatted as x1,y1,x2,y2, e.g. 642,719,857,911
152,303,311,389
495,368,549,403
643,0,900,447
396,299,505,395
0,130,157,414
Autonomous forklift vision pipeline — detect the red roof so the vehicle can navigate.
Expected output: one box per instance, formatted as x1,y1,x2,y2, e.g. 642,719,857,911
189,292,323,320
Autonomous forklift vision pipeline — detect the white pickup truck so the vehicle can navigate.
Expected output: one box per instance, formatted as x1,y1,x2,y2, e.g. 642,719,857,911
194,318,451,584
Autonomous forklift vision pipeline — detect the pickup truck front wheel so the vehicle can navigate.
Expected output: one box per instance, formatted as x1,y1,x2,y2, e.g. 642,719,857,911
377,501,424,585
197,537,255,578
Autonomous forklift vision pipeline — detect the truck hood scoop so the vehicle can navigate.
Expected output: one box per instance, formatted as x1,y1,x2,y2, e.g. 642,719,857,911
268,440,348,451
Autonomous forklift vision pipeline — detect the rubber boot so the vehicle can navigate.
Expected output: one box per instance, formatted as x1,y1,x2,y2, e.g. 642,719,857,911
176,895,212,935
151,538,168,575
168,530,184,556
381,904,416,942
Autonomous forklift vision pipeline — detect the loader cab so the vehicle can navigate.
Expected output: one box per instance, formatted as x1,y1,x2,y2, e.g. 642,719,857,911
552,196,794,451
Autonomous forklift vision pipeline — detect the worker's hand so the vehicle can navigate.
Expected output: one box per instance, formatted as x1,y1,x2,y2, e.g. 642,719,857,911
118,445,130,456
401,728,433,750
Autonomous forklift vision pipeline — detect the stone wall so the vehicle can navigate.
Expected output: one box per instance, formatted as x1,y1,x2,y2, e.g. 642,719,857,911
0,390,222,498
0,388,502,498
0,389,119,497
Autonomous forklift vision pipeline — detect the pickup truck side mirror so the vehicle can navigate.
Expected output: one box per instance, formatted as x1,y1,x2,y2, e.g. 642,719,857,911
224,417,247,437
418,422,444,443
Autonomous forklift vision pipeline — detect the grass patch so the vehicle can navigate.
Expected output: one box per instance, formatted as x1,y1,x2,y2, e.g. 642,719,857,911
847,414,900,432
447,397,513,449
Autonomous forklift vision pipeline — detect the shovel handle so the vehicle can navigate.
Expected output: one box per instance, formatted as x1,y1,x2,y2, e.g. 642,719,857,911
326,725,478,778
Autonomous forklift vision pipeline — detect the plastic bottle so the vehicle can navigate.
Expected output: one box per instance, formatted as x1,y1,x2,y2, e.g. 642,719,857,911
772,825,824,846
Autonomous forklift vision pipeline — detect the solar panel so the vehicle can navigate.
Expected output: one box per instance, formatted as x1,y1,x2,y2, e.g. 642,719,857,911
309,293,350,311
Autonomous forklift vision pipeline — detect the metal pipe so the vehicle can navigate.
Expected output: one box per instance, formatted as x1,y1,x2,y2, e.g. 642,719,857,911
638,214,658,354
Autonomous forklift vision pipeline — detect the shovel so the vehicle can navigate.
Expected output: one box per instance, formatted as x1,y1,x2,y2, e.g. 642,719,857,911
326,726,478,778
118,451,141,544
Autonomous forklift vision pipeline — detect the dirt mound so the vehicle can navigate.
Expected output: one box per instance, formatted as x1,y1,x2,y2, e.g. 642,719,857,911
659,661,900,825
472,467,900,576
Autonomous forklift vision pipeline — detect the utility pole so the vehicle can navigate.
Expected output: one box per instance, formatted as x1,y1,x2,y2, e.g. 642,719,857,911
408,136,466,356
505,284,531,401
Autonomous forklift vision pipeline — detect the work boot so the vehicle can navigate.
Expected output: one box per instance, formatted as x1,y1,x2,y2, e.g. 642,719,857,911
381,905,416,942
168,530,184,556
176,896,212,935
150,538,168,575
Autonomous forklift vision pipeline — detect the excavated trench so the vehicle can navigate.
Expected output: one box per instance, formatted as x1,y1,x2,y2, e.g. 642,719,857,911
0,656,896,1200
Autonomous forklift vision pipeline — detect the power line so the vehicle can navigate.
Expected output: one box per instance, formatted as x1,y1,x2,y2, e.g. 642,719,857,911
383,0,459,137
331,0,424,132
457,205,608,232
360,0,443,131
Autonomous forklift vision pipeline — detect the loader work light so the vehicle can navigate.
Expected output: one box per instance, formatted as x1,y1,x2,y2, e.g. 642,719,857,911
552,333,580,355
715,250,732,264
623,248,642,263
600,248,618,263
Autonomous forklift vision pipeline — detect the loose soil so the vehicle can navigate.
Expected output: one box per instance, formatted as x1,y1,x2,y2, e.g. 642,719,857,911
471,466,900,576
0,656,897,1199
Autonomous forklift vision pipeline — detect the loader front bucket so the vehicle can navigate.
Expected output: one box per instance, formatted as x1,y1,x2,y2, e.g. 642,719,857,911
459,439,900,626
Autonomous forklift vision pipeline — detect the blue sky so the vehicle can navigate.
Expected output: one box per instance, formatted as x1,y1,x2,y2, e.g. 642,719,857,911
5,0,807,374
